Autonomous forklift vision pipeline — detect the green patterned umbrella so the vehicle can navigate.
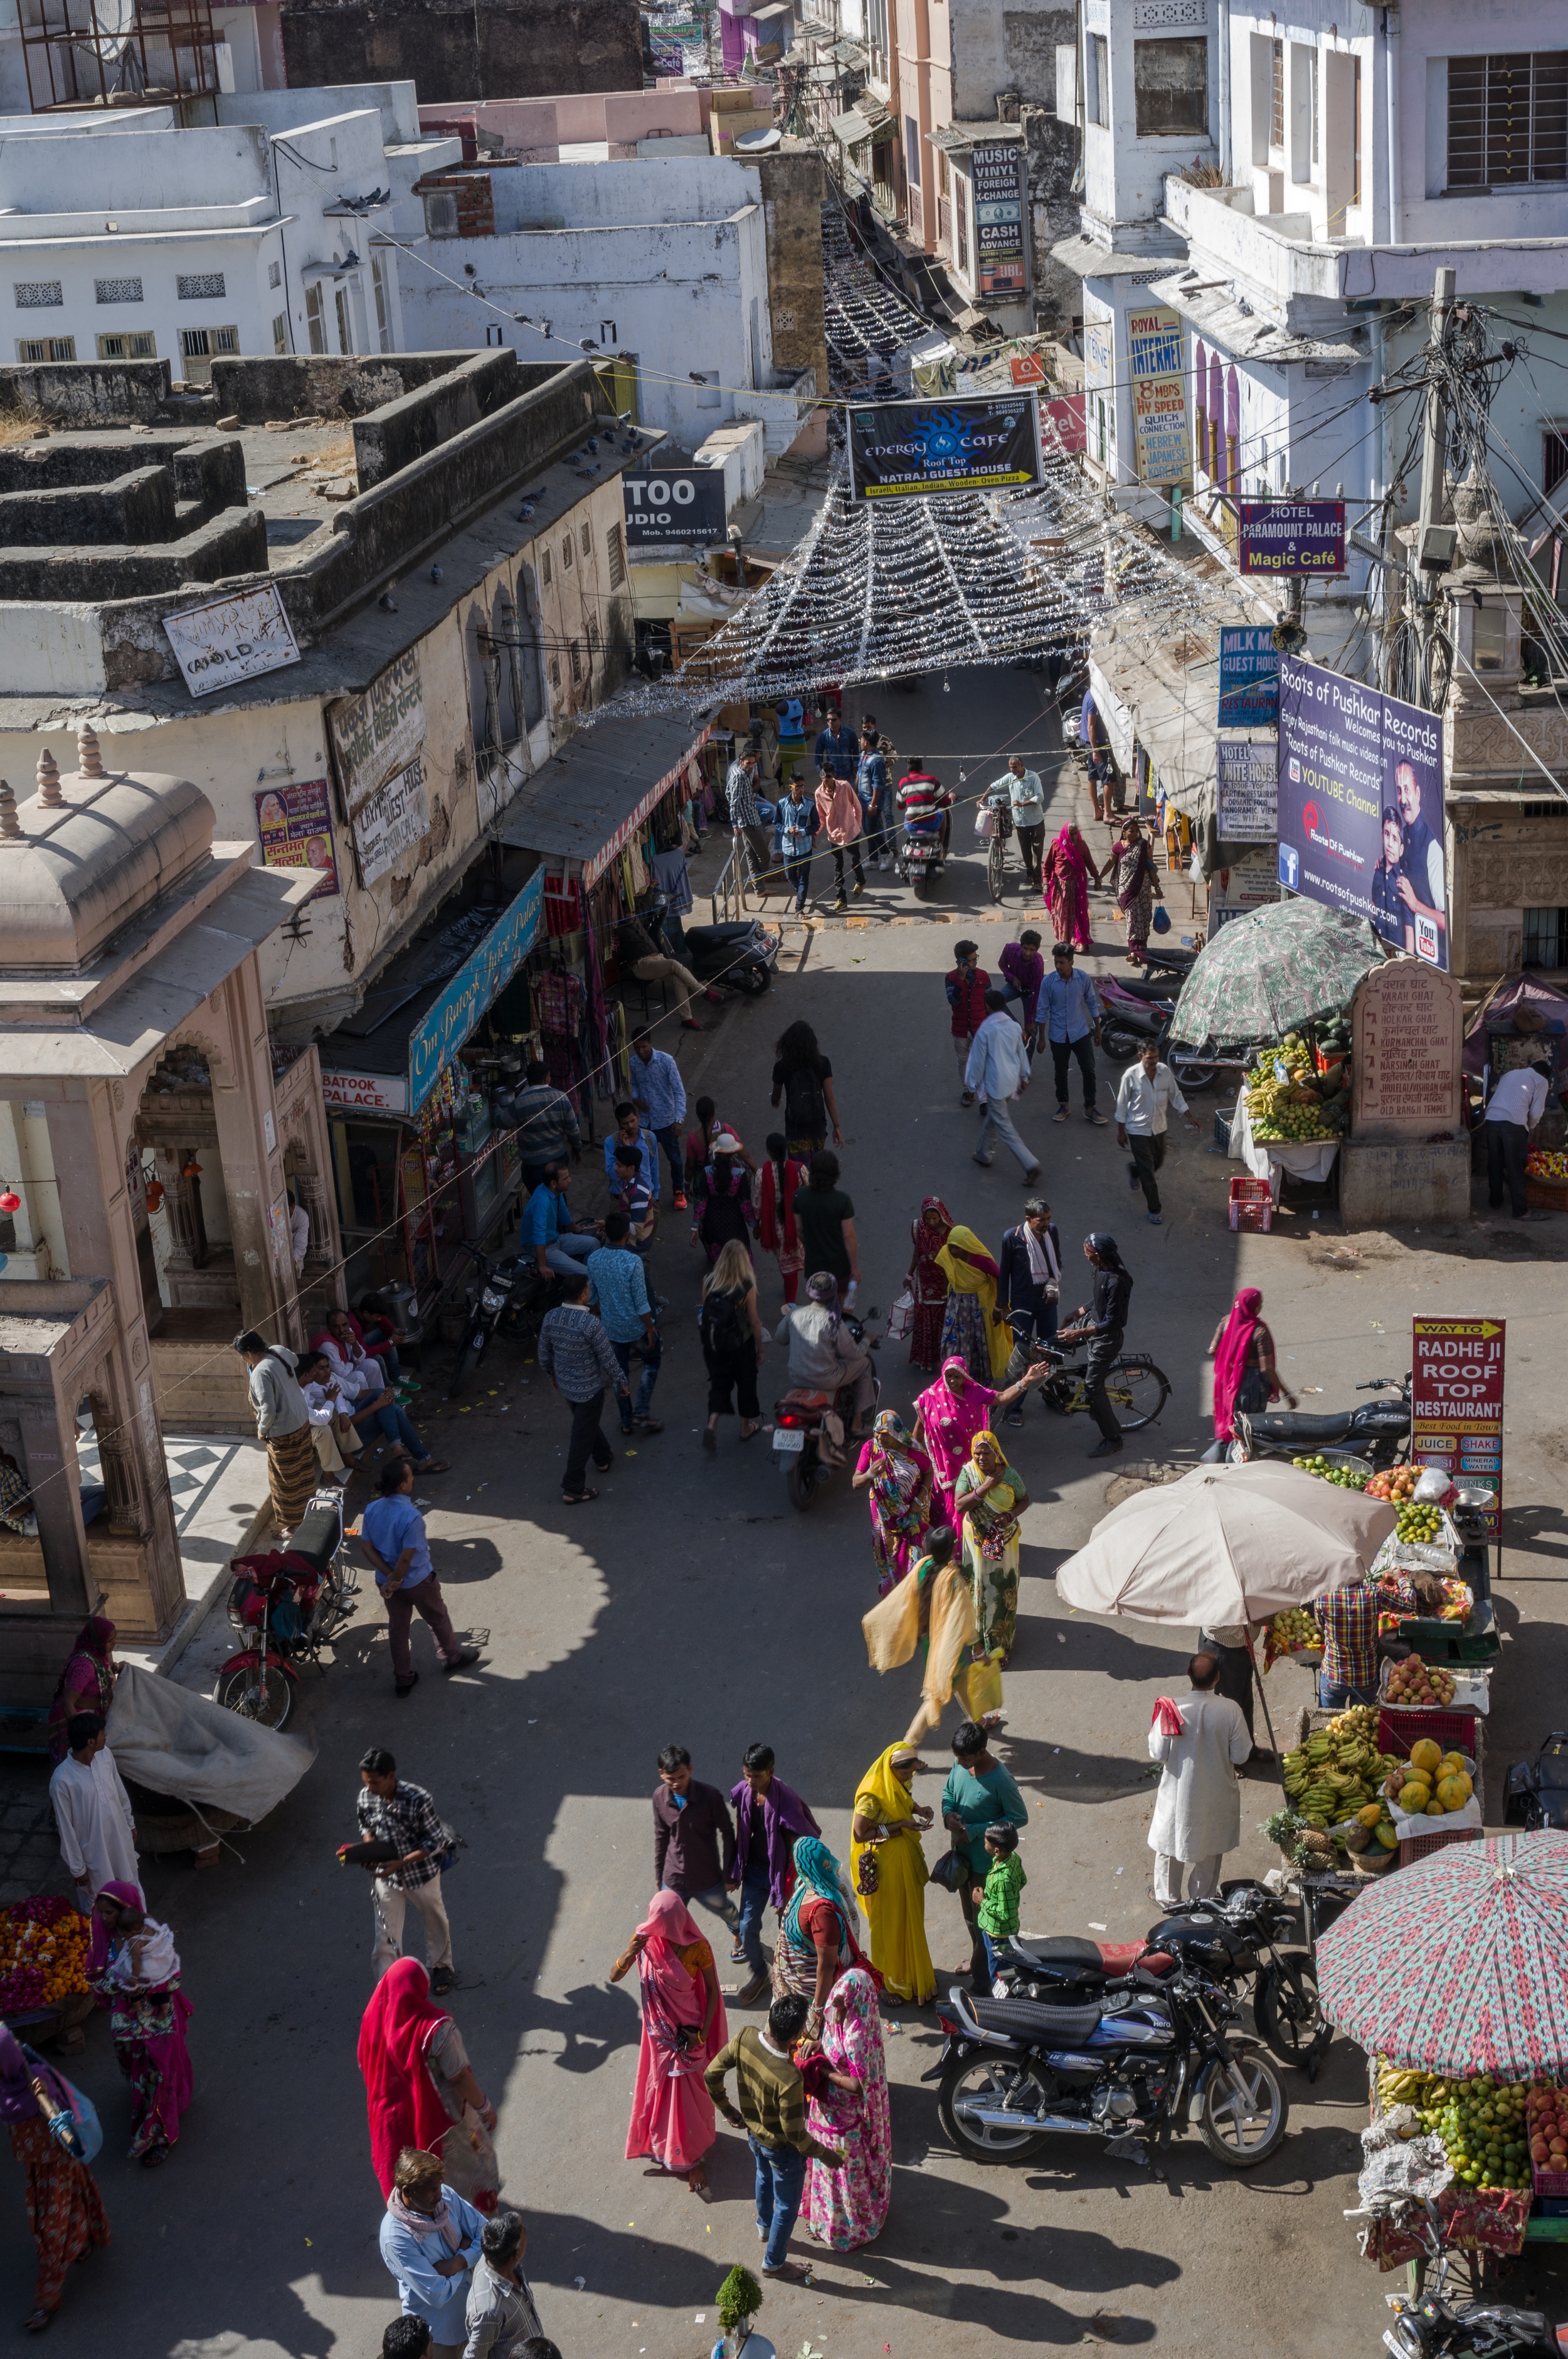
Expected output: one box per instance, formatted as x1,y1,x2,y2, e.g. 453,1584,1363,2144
1172,898,1387,1046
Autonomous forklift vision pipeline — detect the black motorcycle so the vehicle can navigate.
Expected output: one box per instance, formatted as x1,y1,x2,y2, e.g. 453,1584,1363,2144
683,918,778,997
1232,1371,1412,1470
928,1954,1288,2171
1385,2206,1568,2353
1000,1878,1329,2072
1506,1733,1568,1833
447,1239,546,1398
771,1314,879,1511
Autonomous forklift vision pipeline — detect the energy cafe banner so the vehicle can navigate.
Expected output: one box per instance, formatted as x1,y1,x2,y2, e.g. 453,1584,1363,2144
847,394,1044,500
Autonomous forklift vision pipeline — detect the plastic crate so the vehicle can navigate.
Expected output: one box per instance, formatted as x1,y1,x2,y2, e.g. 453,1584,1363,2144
1397,1824,1483,1870
1229,1176,1273,1233
1379,1705,1481,1757
1396,1599,1502,1665
1214,1108,1235,1154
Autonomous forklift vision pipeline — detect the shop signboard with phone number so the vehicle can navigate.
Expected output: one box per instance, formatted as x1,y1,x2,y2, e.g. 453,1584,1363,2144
1411,1314,1504,1541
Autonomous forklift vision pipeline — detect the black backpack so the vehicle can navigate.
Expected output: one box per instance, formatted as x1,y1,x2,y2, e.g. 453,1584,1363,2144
701,1285,746,1354
783,1061,827,1139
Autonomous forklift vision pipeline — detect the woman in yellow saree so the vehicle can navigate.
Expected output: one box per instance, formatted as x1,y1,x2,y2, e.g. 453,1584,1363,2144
860,1524,980,1745
934,1225,1012,1387
849,1742,936,2005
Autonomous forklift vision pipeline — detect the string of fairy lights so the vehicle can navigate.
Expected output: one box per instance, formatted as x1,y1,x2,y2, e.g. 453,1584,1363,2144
821,209,936,393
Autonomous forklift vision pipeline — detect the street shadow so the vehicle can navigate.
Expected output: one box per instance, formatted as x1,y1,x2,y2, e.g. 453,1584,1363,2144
997,1729,1164,1808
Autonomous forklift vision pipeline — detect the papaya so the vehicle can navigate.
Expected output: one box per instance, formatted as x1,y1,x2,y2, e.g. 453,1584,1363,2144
1399,1781,1433,1813
1374,1822,1399,1850
1358,1803,1384,1828
1410,1738,1443,1777
1435,1776,1470,1811
1441,1752,1467,1776
1424,1797,1447,1817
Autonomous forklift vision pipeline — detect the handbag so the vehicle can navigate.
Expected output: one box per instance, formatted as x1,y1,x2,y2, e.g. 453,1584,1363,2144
929,1845,970,1895
1152,904,1171,934
856,1845,880,1897
26,2049,102,2165
973,804,995,841
886,1284,914,1342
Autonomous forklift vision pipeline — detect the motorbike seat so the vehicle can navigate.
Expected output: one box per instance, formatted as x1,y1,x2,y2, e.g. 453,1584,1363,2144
686,922,760,951
1009,1934,1106,1974
1242,1408,1360,1443
970,1994,1106,2043
777,1388,834,1414
1112,976,1180,1005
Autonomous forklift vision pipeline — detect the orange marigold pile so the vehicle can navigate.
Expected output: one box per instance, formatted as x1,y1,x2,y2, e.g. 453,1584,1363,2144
0,1895,90,2013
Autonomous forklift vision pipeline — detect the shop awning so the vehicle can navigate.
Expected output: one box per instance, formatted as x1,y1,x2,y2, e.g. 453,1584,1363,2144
495,708,709,888
319,869,545,1118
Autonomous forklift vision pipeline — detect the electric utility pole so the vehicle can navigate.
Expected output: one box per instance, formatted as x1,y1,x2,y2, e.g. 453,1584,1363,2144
1414,265,1456,708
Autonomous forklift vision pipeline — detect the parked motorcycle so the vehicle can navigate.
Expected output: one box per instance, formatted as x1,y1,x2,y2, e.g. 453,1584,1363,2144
683,917,779,996
772,1318,880,1511
1384,2207,1568,2353
999,1879,1329,2072
1231,1372,1412,1471
215,1491,356,1730
928,1952,1288,2171
1505,1733,1568,1833
447,1238,546,1398
1097,973,1222,1094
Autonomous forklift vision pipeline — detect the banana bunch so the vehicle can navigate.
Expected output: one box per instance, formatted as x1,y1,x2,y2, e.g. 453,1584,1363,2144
1327,1703,1381,1747
1281,1725,1398,1826
1377,2060,1436,2115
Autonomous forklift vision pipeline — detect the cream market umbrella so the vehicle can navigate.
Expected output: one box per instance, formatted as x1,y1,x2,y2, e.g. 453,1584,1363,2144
1056,1460,1397,1629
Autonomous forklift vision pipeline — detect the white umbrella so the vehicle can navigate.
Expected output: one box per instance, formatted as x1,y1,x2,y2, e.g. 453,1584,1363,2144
1056,1460,1398,1629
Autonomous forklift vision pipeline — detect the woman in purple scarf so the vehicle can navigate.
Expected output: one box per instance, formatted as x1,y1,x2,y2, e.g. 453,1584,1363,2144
1,2025,110,2330
726,1744,822,2006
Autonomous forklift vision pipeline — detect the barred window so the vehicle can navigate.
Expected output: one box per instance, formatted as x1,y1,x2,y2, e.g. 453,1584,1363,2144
268,259,282,290
16,335,76,362
272,312,288,354
96,331,156,359
580,521,591,557
549,655,561,688
541,548,552,587
95,276,144,305
606,521,625,588
14,280,63,308
1448,52,1568,187
177,271,226,300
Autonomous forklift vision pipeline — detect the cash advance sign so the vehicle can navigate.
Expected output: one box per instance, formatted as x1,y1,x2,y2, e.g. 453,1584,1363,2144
847,393,1043,500
1276,656,1448,971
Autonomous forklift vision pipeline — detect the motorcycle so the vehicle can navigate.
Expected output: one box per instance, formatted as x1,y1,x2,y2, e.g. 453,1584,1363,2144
928,1952,1289,2171
1097,973,1222,1094
897,814,948,900
1383,2205,1568,2353
1505,1732,1568,1833
999,1878,1330,2072
772,1316,880,1512
682,917,779,996
447,1237,547,1399
215,1491,357,1730
1231,1371,1413,1471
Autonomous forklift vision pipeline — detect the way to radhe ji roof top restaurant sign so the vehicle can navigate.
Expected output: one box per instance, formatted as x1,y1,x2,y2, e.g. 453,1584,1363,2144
1237,499,1345,576
847,394,1044,500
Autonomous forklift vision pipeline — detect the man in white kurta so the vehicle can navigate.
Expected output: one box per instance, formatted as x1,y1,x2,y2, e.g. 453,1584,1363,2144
1147,1654,1252,1912
49,1720,140,1911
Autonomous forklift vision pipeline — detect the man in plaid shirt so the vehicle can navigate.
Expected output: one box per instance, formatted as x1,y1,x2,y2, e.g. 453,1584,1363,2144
538,1270,631,1505
357,1745,456,1991
1315,1572,1417,1707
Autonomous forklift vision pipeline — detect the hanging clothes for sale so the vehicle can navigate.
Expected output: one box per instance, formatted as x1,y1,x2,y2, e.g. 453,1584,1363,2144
651,844,692,913
536,961,586,1097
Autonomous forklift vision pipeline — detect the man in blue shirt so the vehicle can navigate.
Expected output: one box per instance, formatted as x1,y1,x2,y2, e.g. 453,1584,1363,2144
856,730,891,868
941,1720,1027,1996
359,1456,478,1697
814,706,859,783
522,1163,600,1279
629,1031,688,1207
987,756,1047,892
588,1210,663,1435
605,1101,660,1205
1038,942,1107,1124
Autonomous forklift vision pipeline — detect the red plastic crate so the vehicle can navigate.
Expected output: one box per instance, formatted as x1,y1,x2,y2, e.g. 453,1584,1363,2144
1229,1177,1273,1233
1377,1707,1478,1759
1397,1824,1482,1870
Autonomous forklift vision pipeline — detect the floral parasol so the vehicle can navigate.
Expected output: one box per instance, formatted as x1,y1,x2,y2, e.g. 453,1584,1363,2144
1315,1832,1568,2077
1172,897,1386,1047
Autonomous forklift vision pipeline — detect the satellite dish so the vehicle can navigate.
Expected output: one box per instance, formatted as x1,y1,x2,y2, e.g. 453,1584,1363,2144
735,125,782,151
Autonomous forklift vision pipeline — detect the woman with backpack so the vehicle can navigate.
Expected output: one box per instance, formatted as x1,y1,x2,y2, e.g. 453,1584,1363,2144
771,1020,844,1158
690,1131,756,1265
698,1239,766,1448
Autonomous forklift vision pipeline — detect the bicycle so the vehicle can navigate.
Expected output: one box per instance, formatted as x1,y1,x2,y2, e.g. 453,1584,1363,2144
985,795,1015,903
1030,1341,1170,1431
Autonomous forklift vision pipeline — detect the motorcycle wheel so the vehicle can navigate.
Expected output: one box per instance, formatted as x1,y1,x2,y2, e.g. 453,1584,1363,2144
216,1661,294,1730
1256,1953,1331,2069
447,1326,482,1400
913,871,931,900
1101,1025,1144,1060
1195,2048,1288,2167
938,2057,1052,2163
786,1456,820,1511
1106,1360,1171,1432
736,966,771,996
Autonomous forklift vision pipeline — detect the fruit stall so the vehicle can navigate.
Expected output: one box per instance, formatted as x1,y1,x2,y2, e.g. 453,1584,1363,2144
1229,1022,1353,1225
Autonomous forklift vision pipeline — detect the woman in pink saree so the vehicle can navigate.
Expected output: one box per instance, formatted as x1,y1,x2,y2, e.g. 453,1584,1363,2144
802,1967,891,2250
1042,824,1102,952
613,1890,728,2191
88,1883,193,2166
913,1359,999,1530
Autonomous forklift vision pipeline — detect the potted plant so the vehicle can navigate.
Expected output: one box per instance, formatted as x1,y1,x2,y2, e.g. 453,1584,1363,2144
715,2264,764,2359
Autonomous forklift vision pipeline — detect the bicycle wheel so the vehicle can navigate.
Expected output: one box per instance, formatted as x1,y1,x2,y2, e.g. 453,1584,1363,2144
987,831,1007,902
1104,1359,1170,1431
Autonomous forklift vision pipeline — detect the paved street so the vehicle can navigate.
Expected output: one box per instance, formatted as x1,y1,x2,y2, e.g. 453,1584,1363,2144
5,667,1568,2359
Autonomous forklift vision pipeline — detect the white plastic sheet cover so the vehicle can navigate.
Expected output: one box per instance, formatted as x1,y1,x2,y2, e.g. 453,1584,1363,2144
106,1663,315,1824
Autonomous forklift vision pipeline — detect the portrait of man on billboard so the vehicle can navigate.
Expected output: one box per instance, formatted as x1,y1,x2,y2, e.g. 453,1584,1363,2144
1392,759,1446,957
1371,806,1407,949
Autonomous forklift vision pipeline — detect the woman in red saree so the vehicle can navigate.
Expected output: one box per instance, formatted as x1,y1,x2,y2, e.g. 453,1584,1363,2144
613,1890,727,2191
1042,825,1101,952
46,1617,116,1765
904,1197,953,1370
1205,1288,1296,1454
359,1957,501,2205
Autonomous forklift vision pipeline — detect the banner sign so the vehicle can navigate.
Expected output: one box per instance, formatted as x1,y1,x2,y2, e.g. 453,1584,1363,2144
164,580,300,696
622,467,728,549
1216,739,1278,840
970,144,1027,299
1411,1314,1505,1542
320,1067,408,1114
408,869,544,1113
1219,626,1279,728
331,650,425,813
1237,499,1345,575
254,779,339,899
352,753,431,887
1276,656,1448,969
1010,352,1047,387
847,393,1043,500
1126,303,1191,489
1042,391,1086,455
1207,846,1279,937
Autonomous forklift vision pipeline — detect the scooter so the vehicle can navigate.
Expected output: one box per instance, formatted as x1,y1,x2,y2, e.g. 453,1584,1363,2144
1231,1372,1413,1470
1094,975,1222,1094
682,917,779,996
773,1318,880,1511
1383,2207,1568,2354
897,815,947,899
447,1237,547,1398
